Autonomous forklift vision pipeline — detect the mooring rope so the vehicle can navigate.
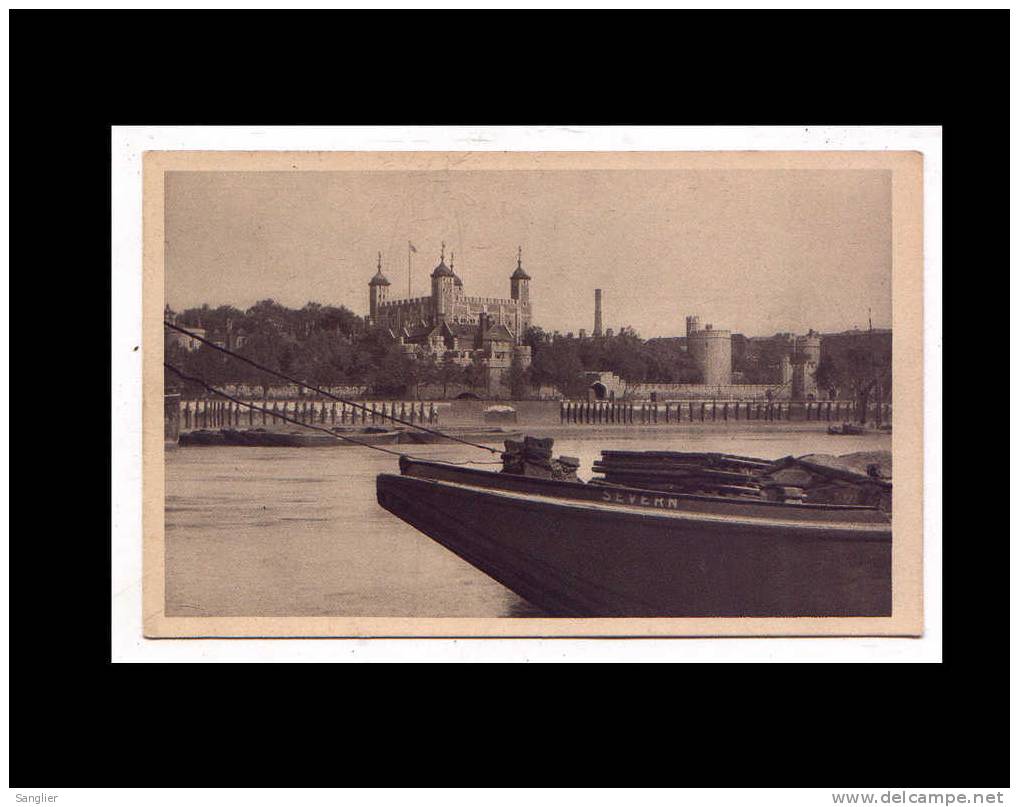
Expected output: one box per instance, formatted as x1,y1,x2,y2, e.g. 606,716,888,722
164,320,500,454
165,362,504,465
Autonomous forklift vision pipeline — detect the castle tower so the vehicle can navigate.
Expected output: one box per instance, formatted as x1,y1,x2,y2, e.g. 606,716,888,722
430,242,456,322
594,289,603,337
510,245,532,337
368,251,391,324
450,251,464,299
780,354,793,386
791,329,822,400
687,323,732,386
685,315,700,338
793,330,822,365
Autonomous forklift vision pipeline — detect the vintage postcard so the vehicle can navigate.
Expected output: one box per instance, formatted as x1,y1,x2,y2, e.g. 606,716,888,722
142,150,923,637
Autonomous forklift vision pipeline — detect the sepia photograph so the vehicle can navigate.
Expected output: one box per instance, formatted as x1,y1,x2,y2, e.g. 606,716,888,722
140,148,924,638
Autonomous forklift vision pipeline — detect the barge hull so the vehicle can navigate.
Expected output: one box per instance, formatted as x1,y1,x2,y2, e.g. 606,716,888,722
376,473,891,618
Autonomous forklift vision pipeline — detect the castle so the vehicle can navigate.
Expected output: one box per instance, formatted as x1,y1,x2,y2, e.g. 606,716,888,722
368,244,533,391
684,315,821,398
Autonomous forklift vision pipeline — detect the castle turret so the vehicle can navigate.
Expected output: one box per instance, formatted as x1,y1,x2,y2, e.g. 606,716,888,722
510,245,532,338
450,251,464,297
687,321,732,386
793,330,822,365
368,252,391,324
430,242,456,322
791,329,822,400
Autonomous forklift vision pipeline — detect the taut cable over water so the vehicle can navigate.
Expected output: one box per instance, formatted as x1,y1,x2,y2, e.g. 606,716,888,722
163,320,501,455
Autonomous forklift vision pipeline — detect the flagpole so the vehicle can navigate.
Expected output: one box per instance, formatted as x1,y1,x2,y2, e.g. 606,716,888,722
408,242,412,297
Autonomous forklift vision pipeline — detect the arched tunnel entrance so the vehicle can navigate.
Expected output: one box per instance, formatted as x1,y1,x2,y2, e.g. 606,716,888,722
590,382,608,400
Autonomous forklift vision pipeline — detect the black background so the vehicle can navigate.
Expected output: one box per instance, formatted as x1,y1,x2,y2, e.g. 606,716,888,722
10,9,996,788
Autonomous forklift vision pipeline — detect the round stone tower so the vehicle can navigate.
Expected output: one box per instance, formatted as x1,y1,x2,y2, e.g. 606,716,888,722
794,330,822,365
791,330,822,400
687,323,732,386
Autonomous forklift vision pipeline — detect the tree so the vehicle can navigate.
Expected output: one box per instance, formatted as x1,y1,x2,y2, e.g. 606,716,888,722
289,329,355,388
461,360,486,395
814,356,841,400
413,351,440,399
246,299,294,336
236,331,290,397
529,339,584,397
371,346,420,397
815,345,891,423
437,360,463,398
507,354,531,398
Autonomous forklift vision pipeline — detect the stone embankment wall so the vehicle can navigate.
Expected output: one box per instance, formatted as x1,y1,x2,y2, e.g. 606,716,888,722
630,383,788,401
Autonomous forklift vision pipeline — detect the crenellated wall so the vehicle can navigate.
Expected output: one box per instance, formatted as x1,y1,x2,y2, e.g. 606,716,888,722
631,383,789,401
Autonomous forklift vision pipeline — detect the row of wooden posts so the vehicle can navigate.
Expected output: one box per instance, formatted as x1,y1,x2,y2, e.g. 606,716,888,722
560,399,886,425
182,399,438,430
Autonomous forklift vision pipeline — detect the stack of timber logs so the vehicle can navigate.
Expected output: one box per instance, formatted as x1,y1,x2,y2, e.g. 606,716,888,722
590,451,773,499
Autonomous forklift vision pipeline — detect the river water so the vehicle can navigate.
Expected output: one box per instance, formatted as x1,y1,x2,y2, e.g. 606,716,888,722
165,426,891,617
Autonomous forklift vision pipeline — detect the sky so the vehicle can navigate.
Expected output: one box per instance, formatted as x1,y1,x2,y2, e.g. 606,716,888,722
165,168,892,338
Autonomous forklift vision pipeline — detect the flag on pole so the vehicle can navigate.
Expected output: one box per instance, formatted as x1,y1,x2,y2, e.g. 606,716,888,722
408,241,418,253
